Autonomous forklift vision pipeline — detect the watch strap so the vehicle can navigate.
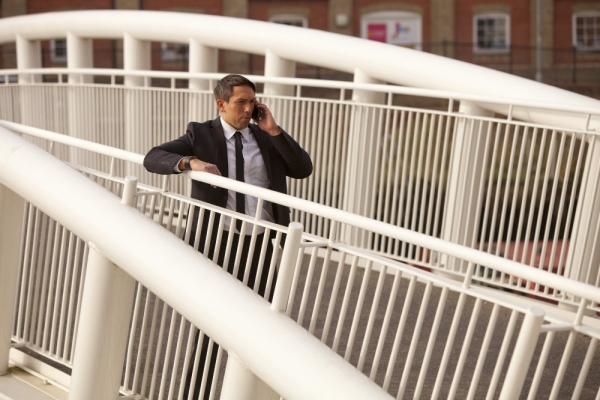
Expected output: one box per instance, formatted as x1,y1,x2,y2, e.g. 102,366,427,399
184,156,197,171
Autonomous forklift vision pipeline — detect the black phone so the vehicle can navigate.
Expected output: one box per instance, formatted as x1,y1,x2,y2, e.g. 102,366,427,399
252,105,262,122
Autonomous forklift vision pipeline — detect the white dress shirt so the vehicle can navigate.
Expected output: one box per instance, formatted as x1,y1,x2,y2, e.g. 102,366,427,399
221,118,275,234
177,119,275,234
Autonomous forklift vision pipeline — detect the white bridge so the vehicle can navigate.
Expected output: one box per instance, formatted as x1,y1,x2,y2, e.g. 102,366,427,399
1,10,600,400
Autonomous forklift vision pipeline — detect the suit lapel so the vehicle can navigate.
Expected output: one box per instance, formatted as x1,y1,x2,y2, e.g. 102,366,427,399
211,118,229,177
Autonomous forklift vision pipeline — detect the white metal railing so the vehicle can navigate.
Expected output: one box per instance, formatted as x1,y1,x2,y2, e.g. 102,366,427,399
2,70,600,304
0,126,394,400
2,121,600,399
2,10,600,302
1,10,600,399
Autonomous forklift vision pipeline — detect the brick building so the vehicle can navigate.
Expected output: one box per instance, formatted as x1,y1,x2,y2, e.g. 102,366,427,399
1,0,599,88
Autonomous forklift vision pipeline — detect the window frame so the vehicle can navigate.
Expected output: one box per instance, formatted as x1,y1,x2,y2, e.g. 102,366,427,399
161,42,189,62
50,39,67,63
573,11,600,51
269,15,307,28
473,12,511,54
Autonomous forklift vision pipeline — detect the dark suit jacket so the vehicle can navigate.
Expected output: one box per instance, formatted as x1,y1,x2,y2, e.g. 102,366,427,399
143,118,313,228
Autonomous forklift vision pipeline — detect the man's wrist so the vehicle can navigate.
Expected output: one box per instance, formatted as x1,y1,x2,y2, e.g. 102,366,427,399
266,126,282,136
184,156,197,170
175,158,185,172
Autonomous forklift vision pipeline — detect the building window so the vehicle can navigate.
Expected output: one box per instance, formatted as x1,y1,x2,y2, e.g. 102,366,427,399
50,39,67,63
360,11,422,49
474,13,510,52
269,15,307,28
573,12,600,51
161,43,189,61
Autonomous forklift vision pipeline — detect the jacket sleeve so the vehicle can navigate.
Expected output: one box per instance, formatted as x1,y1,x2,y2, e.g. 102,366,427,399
270,129,313,179
143,123,197,175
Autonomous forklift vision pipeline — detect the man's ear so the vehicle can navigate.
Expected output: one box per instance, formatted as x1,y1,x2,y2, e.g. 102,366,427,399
216,99,225,113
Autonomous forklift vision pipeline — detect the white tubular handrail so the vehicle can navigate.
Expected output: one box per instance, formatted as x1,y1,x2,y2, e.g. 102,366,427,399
2,67,600,126
0,120,144,165
1,10,600,131
0,125,393,400
3,119,600,306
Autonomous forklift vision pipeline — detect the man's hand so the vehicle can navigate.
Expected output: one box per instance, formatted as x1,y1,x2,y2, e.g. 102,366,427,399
191,159,222,175
179,158,221,188
255,101,281,136
179,158,221,176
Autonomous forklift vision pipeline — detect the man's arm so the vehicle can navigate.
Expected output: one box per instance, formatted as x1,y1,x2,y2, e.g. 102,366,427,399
143,128,194,175
270,130,313,179
255,102,313,179
143,122,222,176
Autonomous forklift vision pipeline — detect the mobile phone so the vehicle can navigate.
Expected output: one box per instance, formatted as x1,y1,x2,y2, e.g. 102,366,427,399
252,105,262,122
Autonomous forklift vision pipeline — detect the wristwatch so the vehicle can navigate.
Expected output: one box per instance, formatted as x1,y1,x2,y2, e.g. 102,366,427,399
184,156,197,171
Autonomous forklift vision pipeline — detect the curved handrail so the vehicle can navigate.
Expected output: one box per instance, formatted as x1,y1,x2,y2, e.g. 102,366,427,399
0,124,394,400
3,119,599,305
2,67,600,124
1,10,599,131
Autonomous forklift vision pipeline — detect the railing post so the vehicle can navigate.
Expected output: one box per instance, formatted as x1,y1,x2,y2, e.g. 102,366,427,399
66,32,94,165
68,177,138,400
15,34,41,85
499,307,544,400
272,222,303,313
0,184,26,375
220,352,279,400
123,32,150,87
187,40,218,196
188,39,218,150
264,50,296,97
67,32,93,85
121,175,138,206
123,33,150,179
15,35,41,127
352,67,385,104
440,101,492,272
221,223,303,400
565,137,600,287
188,39,217,92
261,50,297,207
220,352,259,400
343,68,384,247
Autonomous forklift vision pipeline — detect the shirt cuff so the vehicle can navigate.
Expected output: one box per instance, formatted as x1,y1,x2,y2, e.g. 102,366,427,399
174,157,185,173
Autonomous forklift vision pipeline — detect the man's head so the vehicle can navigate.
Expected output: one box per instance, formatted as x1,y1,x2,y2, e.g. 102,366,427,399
214,74,257,130
213,74,256,103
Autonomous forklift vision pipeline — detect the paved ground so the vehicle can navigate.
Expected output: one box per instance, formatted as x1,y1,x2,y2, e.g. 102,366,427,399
0,367,67,400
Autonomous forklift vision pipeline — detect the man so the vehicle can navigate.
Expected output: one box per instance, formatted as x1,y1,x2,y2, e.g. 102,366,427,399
143,74,312,399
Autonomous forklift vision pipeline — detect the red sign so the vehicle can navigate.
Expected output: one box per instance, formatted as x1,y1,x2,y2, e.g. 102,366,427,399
367,23,387,42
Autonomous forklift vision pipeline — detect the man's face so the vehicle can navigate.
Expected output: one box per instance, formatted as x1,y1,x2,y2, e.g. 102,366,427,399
217,85,256,130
